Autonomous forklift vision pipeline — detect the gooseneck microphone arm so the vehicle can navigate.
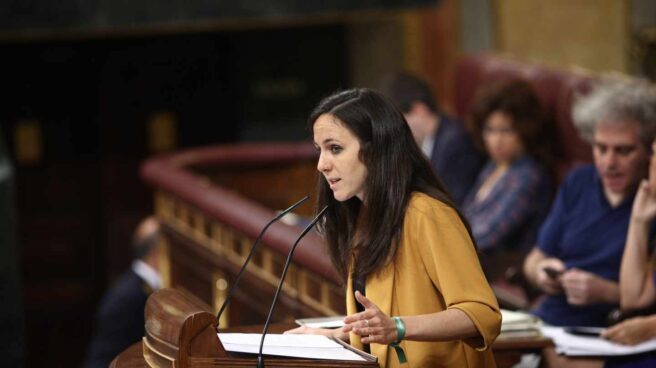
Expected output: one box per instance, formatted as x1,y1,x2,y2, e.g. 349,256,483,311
256,205,329,368
215,195,310,325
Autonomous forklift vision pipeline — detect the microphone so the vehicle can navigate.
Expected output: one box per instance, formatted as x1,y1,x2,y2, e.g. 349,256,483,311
256,205,329,368
215,195,310,325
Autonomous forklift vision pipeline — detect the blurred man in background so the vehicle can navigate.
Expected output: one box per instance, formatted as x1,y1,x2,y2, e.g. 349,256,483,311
82,217,162,368
523,80,656,329
380,72,484,205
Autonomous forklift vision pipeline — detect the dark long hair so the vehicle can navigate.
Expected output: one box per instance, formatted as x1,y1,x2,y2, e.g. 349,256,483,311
309,89,475,280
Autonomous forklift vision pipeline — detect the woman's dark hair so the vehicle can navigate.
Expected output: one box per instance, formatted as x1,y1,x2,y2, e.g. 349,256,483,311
468,79,551,166
309,88,474,280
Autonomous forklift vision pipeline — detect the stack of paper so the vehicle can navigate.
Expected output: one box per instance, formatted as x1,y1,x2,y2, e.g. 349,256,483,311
218,333,376,362
295,316,346,329
499,309,542,339
541,326,656,356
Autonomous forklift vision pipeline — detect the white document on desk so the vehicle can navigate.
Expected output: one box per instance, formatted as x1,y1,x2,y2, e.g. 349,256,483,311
541,326,656,356
218,333,374,361
295,315,346,329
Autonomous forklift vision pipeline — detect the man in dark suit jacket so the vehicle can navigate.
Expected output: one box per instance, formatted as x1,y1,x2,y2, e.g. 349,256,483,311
82,217,161,368
381,72,484,205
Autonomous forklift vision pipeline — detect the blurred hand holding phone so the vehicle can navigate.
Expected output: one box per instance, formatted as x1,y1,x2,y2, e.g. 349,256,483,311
543,266,564,279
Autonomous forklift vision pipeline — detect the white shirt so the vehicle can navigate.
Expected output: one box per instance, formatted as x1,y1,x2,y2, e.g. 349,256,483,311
421,133,435,158
132,260,162,291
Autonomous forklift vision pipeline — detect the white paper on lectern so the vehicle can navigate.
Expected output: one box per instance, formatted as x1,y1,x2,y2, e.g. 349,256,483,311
501,309,538,324
500,309,541,333
295,316,346,329
541,326,656,356
218,333,367,361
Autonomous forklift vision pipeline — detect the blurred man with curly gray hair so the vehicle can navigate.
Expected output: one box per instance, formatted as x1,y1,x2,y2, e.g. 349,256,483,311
523,79,656,327
522,79,656,367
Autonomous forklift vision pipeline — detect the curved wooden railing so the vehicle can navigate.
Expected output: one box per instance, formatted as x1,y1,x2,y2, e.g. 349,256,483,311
141,142,345,328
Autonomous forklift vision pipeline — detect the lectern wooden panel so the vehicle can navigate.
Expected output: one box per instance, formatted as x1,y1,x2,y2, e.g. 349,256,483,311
122,287,377,368
142,288,225,367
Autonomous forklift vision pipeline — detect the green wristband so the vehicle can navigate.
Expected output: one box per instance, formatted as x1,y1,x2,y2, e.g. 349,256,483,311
390,317,407,364
392,316,406,342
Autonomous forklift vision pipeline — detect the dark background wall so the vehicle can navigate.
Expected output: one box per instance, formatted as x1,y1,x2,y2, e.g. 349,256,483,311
0,126,24,367
0,25,347,367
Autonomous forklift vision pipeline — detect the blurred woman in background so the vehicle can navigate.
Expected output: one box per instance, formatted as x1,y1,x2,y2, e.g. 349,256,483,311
463,79,552,256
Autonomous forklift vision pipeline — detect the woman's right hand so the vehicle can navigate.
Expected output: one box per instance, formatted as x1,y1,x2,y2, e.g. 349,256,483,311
535,258,565,294
283,326,349,342
631,180,656,223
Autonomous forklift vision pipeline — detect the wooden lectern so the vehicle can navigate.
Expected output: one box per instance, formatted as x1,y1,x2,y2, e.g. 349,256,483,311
126,287,377,368
111,285,552,367
141,288,225,367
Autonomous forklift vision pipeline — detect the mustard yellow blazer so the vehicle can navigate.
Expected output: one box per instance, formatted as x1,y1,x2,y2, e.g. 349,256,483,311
346,192,501,368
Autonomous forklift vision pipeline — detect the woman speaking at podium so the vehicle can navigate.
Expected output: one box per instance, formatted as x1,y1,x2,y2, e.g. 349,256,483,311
287,89,501,367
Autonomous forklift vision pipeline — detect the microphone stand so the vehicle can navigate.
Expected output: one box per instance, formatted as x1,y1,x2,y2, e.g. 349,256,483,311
215,195,310,325
256,205,329,368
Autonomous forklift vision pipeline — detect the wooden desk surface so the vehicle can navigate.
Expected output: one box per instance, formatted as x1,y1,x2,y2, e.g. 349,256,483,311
111,324,553,368
493,334,553,368
494,334,553,350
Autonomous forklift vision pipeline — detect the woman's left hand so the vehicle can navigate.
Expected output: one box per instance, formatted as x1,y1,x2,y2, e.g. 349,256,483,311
602,317,653,345
342,291,399,344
